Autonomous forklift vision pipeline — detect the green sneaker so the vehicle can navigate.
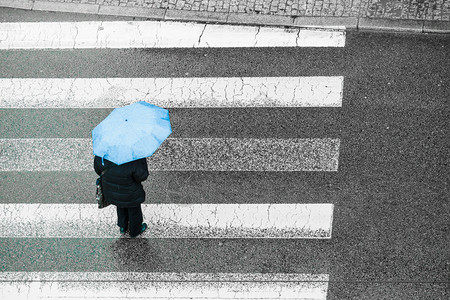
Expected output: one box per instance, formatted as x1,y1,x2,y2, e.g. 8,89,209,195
130,223,147,238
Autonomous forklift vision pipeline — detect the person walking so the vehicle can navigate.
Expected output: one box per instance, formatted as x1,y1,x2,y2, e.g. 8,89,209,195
94,155,149,237
92,101,171,237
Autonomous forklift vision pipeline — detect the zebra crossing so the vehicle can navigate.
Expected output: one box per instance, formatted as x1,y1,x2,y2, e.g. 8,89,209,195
1,272,330,299
0,20,345,49
0,20,345,299
0,76,344,108
0,203,334,238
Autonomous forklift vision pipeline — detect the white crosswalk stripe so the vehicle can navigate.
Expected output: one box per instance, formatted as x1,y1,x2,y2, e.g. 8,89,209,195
0,272,329,299
0,19,346,299
0,138,340,172
0,21,346,49
0,77,344,108
0,203,334,238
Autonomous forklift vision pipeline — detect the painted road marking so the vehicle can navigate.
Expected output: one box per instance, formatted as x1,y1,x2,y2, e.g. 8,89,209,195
0,77,344,108
0,272,329,299
0,203,334,238
0,21,345,49
0,138,340,172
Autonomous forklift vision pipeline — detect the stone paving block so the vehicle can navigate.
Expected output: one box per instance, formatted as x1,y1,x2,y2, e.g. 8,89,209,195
238,5,246,12
33,0,100,14
334,6,344,17
175,1,184,8
366,0,446,21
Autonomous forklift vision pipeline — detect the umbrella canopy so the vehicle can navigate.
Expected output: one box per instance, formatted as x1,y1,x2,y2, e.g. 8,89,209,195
92,101,171,165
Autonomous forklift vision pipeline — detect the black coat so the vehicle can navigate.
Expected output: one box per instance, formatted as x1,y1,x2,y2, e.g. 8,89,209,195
94,156,149,208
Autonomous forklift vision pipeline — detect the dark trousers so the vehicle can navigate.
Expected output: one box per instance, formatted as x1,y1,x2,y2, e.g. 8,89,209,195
116,205,143,237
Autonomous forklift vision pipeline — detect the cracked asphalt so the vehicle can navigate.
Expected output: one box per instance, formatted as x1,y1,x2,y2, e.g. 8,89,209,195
0,8,449,299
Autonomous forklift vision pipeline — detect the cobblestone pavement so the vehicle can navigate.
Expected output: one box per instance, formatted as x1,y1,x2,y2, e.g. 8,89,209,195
30,0,450,21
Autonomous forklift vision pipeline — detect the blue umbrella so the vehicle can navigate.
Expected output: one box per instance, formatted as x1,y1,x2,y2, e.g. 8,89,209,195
92,101,172,165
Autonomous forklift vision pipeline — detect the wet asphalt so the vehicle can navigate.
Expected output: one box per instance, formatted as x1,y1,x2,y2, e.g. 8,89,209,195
0,7,449,299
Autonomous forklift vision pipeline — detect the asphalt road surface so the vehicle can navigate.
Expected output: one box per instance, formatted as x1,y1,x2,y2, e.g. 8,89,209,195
0,7,449,299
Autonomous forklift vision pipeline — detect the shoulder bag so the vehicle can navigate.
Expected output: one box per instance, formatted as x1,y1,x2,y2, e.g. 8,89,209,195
95,163,115,209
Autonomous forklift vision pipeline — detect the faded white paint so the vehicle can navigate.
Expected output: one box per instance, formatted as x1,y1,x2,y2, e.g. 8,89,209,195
0,203,334,238
0,77,344,108
0,272,329,299
297,29,346,47
0,138,340,171
0,21,346,49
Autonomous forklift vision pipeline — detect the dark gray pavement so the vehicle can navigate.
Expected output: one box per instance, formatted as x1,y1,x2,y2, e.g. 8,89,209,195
1,8,449,296
0,0,450,32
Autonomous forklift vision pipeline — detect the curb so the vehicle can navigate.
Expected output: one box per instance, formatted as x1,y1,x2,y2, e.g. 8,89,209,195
99,5,165,20
0,0,33,10
33,0,98,14
358,18,424,33
0,0,449,33
423,20,450,33
294,16,358,29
